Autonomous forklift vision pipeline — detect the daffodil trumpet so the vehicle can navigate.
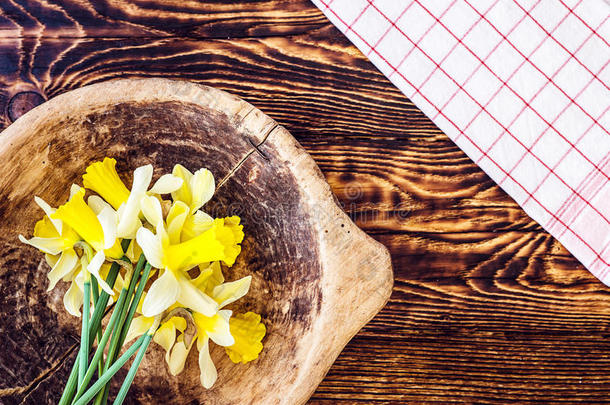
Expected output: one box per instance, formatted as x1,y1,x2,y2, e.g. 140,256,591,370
22,158,265,404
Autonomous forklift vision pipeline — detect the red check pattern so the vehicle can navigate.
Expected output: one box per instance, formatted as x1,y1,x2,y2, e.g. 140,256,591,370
312,0,610,285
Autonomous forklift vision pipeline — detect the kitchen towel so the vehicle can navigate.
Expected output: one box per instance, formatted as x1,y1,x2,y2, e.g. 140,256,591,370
311,0,610,284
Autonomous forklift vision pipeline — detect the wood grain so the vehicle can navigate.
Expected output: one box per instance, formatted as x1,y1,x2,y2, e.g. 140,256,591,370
0,1,608,403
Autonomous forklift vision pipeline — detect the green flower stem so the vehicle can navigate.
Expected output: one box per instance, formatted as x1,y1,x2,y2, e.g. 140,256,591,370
71,283,132,403
116,260,151,356
90,277,103,344
58,239,131,405
112,333,153,405
78,281,91,387
95,256,145,405
72,335,146,405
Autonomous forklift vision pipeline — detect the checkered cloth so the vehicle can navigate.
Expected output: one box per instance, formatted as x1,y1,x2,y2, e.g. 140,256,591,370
311,0,610,284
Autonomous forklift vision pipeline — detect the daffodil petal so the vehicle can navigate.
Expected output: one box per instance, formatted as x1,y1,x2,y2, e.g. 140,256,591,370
208,309,234,347
132,164,153,194
116,164,152,238
142,270,180,317
176,273,218,317
198,337,217,389
69,184,81,198
47,249,79,291
82,158,130,209
125,316,154,343
171,164,193,207
212,276,251,308
136,227,163,269
34,196,62,233
64,281,82,317
149,174,183,195
225,312,266,364
168,335,193,376
87,251,114,295
87,195,112,215
52,188,106,251
189,169,215,213
97,206,118,250
153,319,177,361
167,201,189,245
19,235,64,255
181,210,214,241
140,195,163,227
46,253,59,268
116,203,142,239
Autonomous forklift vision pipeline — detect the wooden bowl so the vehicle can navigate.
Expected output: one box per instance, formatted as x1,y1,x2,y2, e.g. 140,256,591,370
0,78,393,404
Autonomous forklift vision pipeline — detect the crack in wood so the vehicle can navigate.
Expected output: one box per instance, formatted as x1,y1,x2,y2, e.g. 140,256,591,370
17,343,78,404
217,123,279,190
0,342,78,402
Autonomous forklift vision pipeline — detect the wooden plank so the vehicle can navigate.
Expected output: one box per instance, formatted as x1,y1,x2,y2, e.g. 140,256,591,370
0,0,327,38
0,5,607,403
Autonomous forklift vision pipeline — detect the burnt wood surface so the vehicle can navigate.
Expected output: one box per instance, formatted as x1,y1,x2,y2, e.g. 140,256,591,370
1,1,609,404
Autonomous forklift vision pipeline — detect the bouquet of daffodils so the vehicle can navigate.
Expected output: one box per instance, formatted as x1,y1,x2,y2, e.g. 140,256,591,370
19,158,265,405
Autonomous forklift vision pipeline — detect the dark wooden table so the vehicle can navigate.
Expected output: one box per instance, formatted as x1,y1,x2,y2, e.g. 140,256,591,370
2,1,610,403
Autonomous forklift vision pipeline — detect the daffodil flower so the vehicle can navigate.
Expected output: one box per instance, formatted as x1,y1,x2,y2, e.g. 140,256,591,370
83,158,183,238
136,202,244,317
171,164,215,215
224,312,266,364
165,263,252,388
127,263,254,388
19,196,80,292
51,187,123,294
124,300,189,370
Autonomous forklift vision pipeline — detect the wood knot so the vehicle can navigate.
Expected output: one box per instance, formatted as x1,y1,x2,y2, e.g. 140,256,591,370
7,91,45,122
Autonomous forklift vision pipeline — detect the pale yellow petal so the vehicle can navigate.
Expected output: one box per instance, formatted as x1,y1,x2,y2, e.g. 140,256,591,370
87,251,114,295
97,206,118,249
198,337,217,389
136,227,163,269
153,319,177,363
212,276,251,308
208,310,234,347
149,174,183,195
34,196,62,233
87,195,112,215
176,273,218,317
47,249,79,291
140,195,163,227
193,310,234,347
125,316,154,343
63,281,83,317
19,235,64,255
166,201,189,244
168,335,194,376
171,164,193,206
181,210,214,241
142,270,180,317
188,168,215,213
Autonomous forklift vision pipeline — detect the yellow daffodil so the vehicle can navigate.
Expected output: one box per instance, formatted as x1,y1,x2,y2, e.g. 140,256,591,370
225,312,266,364
83,158,183,238
58,257,125,316
136,206,244,317
51,187,123,294
19,197,80,292
125,300,188,371
171,164,215,214
82,158,131,210
164,263,252,388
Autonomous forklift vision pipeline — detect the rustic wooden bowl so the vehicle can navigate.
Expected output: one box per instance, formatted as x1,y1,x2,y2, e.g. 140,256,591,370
0,78,393,404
